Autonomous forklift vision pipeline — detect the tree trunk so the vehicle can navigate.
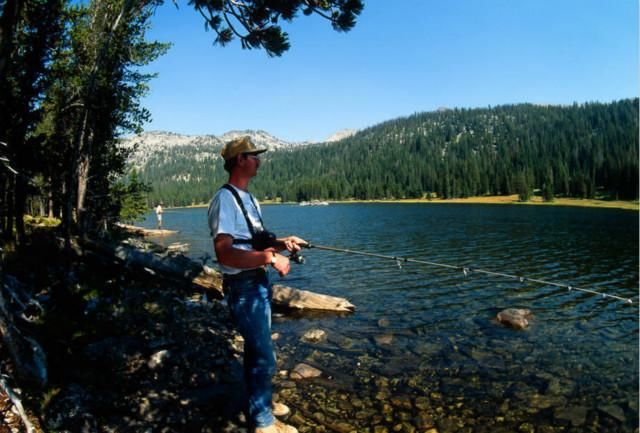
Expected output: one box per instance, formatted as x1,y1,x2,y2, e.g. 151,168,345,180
14,175,25,243
0,0,22,81
74,107,90,235
0,173,6,234
3,175,14,241
76,152,89,232
74,0,134,236
0,0,22,241
62,168,73,249
47,176,54,218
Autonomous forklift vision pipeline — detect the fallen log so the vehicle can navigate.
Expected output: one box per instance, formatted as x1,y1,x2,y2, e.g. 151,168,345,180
115,223,178,236
272,284,354,312
0,277,48,388
83,239,355,313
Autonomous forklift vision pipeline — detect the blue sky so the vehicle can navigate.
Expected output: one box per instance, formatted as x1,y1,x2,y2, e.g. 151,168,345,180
141,0,639,143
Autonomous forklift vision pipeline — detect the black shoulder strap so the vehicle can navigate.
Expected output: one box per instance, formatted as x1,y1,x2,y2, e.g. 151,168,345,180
220,184,266,246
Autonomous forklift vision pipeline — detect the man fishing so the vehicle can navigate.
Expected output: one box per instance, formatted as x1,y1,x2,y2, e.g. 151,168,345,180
208,136,305,433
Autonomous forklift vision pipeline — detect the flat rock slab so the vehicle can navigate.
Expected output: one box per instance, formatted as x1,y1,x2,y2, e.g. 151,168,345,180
290,363,322,380
554,405,589,427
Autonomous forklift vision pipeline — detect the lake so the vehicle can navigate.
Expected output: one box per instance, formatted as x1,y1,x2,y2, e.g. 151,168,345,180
140,203,639,432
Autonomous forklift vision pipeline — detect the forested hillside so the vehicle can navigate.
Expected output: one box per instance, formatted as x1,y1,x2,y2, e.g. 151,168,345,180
139,99,638,206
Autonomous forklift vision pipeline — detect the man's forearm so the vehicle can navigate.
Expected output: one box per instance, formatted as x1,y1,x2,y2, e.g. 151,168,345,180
217,247,274,269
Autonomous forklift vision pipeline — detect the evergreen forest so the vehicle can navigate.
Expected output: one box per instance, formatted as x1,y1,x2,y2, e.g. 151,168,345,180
141,99,639,206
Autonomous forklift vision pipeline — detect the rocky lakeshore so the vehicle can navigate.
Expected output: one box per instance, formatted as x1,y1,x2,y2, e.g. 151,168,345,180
1,231,637,433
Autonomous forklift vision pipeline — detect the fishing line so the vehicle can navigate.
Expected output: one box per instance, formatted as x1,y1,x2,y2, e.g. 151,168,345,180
300,243,635,304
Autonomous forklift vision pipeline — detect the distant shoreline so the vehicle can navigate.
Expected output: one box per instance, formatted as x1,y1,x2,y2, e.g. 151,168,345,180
167,195,638,211
329,195,639,211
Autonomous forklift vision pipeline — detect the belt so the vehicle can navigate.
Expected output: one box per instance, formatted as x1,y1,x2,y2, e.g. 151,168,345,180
222,267,267,281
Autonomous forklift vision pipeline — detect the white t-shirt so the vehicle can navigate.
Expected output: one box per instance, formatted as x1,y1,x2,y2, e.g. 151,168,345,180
208,185,265,275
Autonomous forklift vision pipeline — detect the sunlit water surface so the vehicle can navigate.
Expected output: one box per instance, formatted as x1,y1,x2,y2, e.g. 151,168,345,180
141,203,639,431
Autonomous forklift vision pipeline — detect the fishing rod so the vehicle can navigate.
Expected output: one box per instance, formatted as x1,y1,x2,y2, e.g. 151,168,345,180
295,242,635,305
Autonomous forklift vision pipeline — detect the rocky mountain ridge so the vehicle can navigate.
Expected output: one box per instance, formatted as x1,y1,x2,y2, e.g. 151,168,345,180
325,128,357,142
119,129,312,169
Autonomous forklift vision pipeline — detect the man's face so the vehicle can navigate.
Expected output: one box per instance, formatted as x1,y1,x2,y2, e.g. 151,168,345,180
241,152,261,177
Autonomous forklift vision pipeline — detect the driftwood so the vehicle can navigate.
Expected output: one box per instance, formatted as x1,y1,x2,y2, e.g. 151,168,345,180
0,277,48,387
0,373,37,433
0,273,47,433
115,223,178,236
84,239,355,313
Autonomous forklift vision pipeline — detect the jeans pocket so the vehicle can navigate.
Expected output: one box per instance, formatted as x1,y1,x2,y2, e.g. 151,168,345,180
226,278,271,322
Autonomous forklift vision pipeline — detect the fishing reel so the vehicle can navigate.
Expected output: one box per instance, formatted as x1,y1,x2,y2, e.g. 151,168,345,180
289,251,305,265
252,230,305,264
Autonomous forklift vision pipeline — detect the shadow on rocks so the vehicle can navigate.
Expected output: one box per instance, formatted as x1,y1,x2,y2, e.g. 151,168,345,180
30,245,251,432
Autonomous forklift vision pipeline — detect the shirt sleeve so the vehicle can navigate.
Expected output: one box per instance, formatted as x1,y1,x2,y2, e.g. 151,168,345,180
208,190,238,239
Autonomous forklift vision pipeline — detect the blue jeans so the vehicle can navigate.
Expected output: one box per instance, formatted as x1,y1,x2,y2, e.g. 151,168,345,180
224,273,276,428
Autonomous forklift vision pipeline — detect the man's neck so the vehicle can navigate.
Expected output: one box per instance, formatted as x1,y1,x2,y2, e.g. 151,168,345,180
227,174,250,191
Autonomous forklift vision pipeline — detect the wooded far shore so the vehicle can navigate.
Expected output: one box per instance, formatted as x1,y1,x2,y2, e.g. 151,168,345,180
171,195,639,212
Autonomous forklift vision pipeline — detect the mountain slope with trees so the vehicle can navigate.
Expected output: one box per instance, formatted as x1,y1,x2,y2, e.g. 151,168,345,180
138,99,638,206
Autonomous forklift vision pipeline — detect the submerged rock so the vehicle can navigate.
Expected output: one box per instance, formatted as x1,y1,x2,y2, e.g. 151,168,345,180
496,308,532,329
290,363,322,380
599,404,626,422
301,329,327,343
377,318,390,328
374,333,394,346
554,405,589,426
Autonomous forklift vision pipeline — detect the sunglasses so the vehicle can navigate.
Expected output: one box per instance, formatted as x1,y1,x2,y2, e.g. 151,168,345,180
244,153,261,161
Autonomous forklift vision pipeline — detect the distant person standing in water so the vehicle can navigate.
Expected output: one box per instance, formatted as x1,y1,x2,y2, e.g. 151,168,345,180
208,136,305,433
155,203,163,230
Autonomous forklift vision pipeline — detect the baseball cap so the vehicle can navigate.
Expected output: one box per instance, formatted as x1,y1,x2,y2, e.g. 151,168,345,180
220,136,268,161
